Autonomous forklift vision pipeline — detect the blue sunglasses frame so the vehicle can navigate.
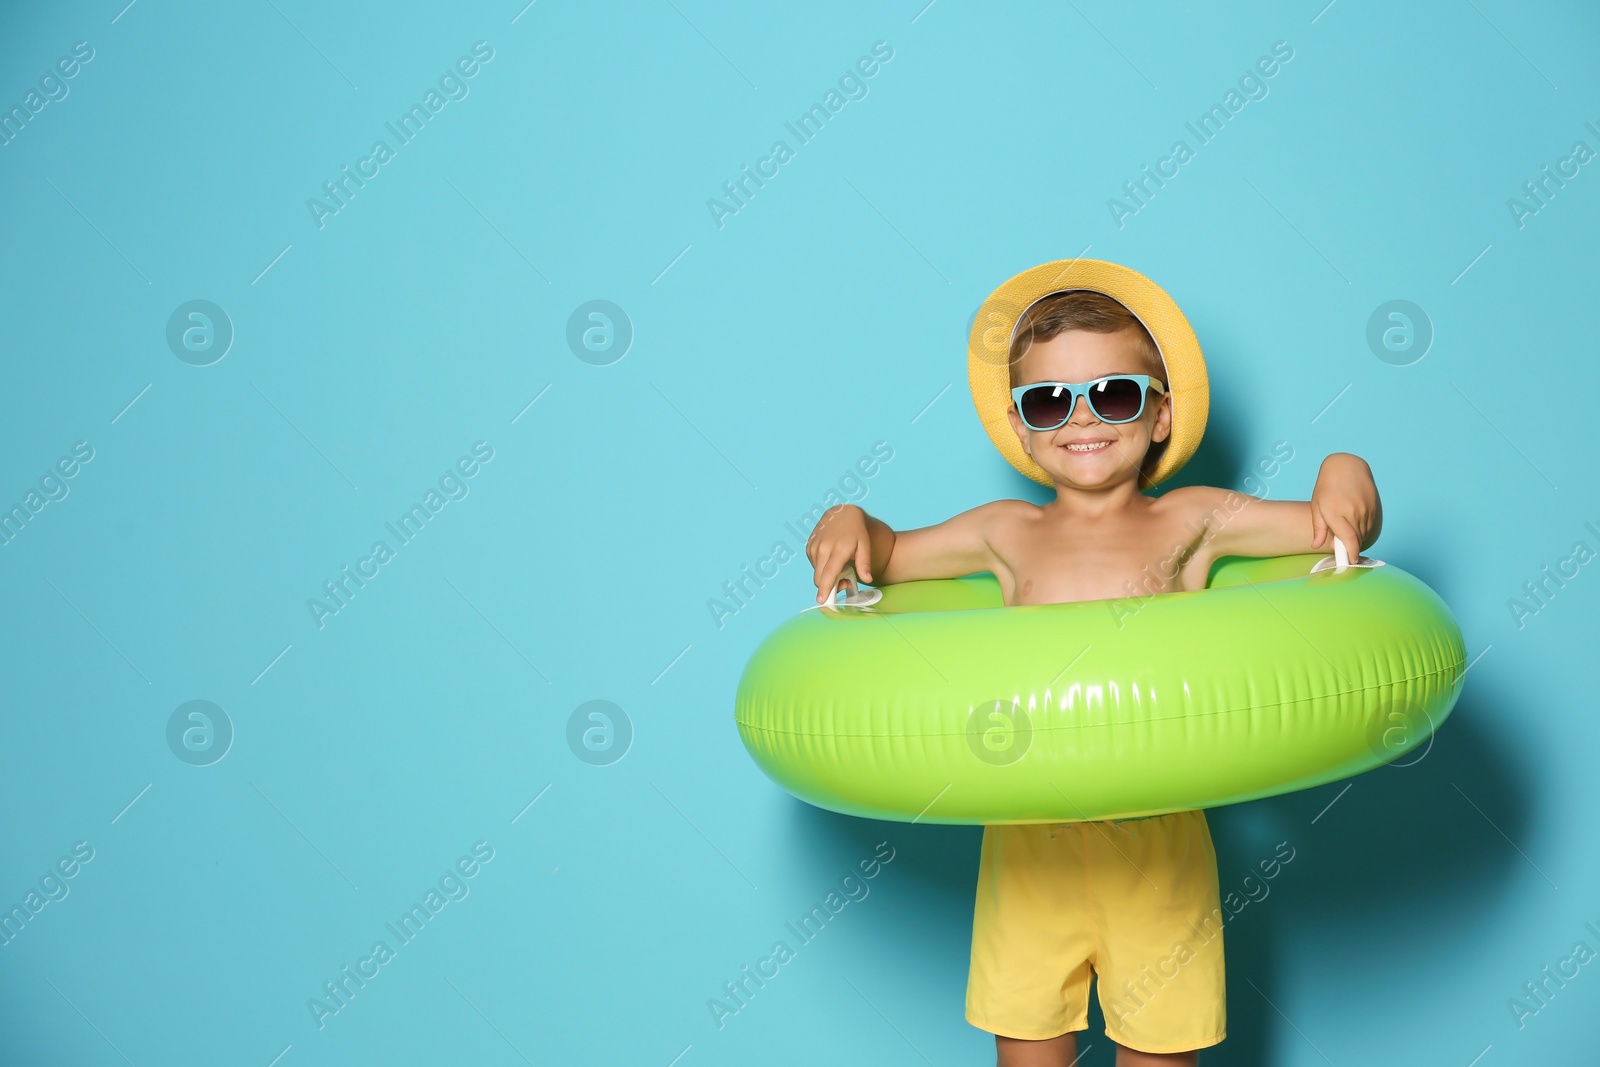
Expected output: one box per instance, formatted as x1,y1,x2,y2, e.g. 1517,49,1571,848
1009,375,1166,431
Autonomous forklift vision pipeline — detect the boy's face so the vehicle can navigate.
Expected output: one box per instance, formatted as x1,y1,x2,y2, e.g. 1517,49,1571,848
1005,327,1172,490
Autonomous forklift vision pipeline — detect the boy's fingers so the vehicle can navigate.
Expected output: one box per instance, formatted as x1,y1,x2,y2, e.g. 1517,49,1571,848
814,550,839,601
856,538,872,583
1310,507,1326,549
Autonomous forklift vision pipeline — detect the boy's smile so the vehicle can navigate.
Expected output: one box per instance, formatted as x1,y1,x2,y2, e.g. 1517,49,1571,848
1005,327,1172,490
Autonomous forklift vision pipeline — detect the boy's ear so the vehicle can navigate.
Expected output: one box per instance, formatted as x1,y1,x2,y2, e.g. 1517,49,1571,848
1149,390,1173,444
1005,404,1033,457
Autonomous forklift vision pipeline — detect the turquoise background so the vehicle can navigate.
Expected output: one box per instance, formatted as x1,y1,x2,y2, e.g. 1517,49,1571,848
1,0,1596,1063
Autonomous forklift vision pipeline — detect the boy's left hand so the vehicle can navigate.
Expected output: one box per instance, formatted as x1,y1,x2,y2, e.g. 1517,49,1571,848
1310,453,1382,553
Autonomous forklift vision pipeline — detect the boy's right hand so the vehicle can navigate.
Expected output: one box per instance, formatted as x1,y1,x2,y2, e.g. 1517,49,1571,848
807,504,873,604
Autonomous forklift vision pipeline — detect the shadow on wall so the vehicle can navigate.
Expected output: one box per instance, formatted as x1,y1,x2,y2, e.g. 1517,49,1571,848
1158,402,1258,499
1204,690,1520,1067
783,795,982,967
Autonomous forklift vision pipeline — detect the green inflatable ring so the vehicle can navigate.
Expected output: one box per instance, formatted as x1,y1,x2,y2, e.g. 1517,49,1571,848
735,553,1465,824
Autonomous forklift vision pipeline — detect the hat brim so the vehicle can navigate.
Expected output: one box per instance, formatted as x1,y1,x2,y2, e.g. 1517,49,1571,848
968,259,1208,489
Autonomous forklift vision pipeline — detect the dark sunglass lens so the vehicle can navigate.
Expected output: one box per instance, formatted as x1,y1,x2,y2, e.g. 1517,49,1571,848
1021,385,1074,428
1088,378,1144,422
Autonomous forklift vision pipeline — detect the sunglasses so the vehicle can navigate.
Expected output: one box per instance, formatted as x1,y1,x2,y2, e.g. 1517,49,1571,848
1009,375,1166,431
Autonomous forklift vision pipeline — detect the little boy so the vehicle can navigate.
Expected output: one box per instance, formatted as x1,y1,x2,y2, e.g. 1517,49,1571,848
805,261,1380,1066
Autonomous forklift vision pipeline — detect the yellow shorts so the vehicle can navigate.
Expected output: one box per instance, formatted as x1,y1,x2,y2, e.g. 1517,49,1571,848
965,810,1226,1054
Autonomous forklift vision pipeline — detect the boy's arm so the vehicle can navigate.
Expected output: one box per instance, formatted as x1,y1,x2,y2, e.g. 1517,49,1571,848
1176,452,1383,560
806,501,1012,604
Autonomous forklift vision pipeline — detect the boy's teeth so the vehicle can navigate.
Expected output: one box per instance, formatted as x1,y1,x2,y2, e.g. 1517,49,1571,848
1065,442,1109,451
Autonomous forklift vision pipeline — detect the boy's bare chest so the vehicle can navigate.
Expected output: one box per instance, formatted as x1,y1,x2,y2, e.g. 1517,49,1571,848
993,511,1213,607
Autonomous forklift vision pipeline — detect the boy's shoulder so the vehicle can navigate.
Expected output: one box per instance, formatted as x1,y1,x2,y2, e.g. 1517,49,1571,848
1151,483,1262,524
948,497,1041,538
1152,484,1232,508
973,497,1042,521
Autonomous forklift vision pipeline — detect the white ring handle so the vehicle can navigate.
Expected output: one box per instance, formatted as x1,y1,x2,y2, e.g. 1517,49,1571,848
1311,535,1385,573
829,560,882,608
